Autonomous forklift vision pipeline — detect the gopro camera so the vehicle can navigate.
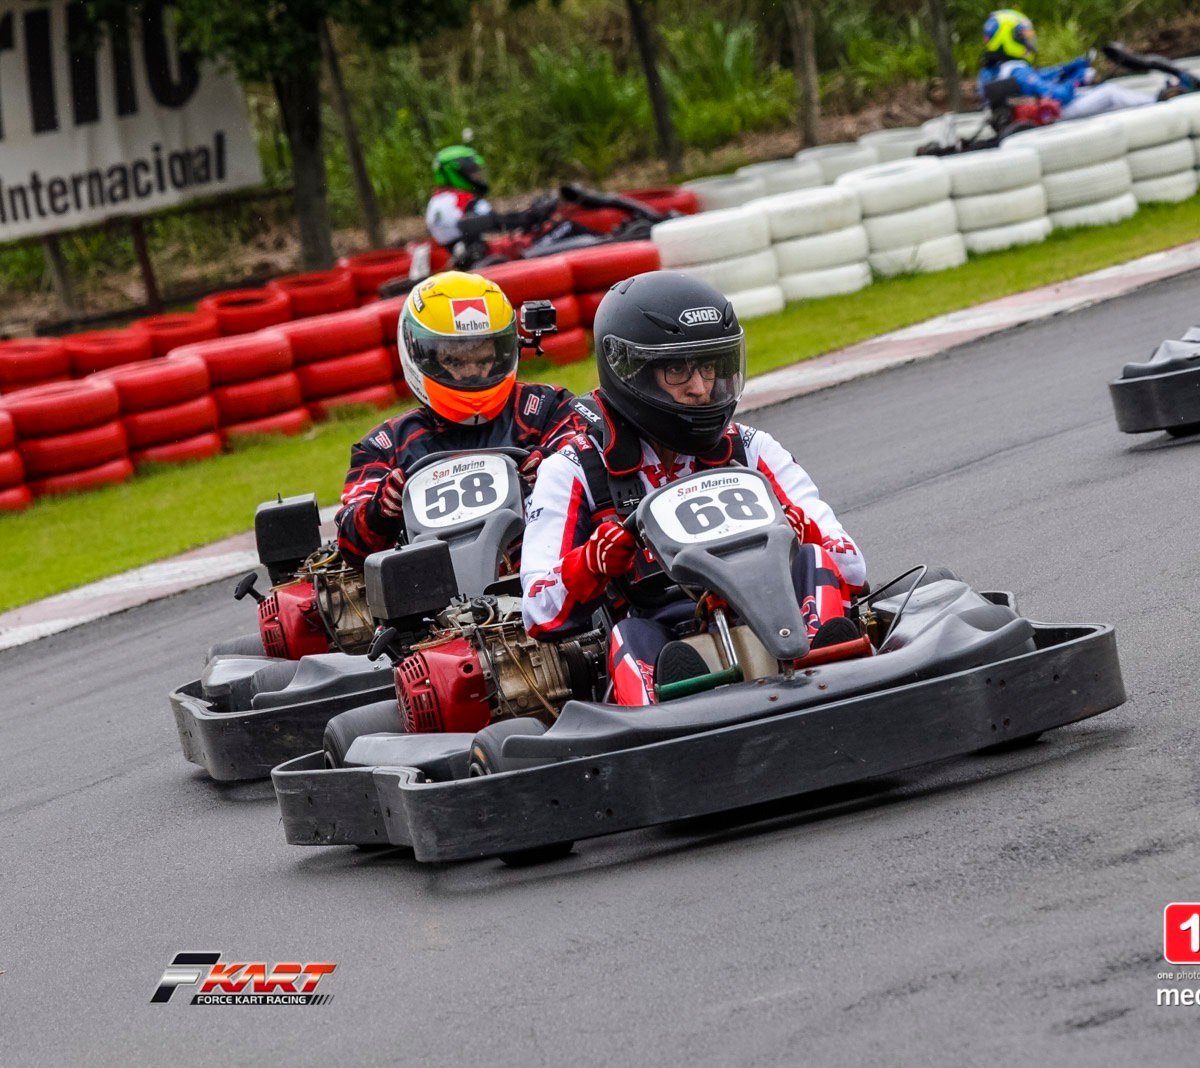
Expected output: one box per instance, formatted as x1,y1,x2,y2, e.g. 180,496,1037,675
519,300,557,336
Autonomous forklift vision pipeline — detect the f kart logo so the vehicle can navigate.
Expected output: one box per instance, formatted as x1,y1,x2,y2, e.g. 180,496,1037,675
450,297,491,332
152,952,336,1006
679,306,721,327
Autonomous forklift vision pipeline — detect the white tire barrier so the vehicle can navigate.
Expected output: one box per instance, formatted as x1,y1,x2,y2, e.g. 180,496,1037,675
1165,94,1200,135
682,174,768,211
651,207,770,268
1041,159,1133,212
773,225,869,274
962,216,1052,255
1050,191,1139,230
863,199,958,253
1127,138,1196,180
921,112,995,145
1133,170,1200,204
835,158,951,216
953,183,1047,231
779,262,873,301
857,127,927,162
1105,100,1190,150
795,142,879,183
727,284,786,320
942,147,1041,196
735,159,823,195
868,233,967,277
679,249,779,293
758,187,862,242
1003,118,1127,172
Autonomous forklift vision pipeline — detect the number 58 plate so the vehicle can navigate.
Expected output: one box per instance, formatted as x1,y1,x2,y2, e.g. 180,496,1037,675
646,469,778,544
406,453,510,530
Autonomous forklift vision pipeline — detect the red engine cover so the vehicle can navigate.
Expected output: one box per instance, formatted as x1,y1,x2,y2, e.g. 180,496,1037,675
258,579,331,660
395,636,491,734
1012,98,1062,127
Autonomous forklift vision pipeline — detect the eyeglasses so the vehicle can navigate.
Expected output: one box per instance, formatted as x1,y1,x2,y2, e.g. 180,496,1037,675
661,361,718,385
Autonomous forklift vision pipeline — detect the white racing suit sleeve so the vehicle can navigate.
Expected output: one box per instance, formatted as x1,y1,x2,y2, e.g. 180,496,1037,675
425,191,492,246
743,425,866,590
520,446,598,638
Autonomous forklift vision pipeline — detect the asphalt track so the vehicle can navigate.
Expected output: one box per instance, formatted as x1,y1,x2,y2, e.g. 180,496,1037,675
5,271,1200,1065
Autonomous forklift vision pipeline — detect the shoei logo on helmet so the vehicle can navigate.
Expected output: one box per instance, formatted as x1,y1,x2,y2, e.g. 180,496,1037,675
450,297,491,332
679,306,721,327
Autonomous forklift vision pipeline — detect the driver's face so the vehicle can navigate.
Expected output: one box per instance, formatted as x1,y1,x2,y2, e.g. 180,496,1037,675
654,363,715,405
437,339,499,383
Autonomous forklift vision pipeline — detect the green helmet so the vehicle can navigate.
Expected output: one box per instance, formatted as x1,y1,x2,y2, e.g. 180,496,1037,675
432,145,489,195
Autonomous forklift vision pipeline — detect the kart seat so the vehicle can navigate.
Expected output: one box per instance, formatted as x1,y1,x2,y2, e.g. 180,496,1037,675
1121,338,1200,379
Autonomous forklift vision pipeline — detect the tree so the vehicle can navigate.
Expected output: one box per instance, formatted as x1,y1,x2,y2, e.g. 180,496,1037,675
782,0,819,148
623,0,682,178
88,0,472,268
926,0,963,112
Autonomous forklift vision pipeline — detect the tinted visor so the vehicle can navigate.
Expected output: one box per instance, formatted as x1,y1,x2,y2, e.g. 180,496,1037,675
458,159,489,193
1015,22,1037,53
603,333,746,409
405,319,518,392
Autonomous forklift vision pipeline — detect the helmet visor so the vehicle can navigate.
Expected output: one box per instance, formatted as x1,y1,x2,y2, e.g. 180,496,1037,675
405,320,519,392
603,333,746,411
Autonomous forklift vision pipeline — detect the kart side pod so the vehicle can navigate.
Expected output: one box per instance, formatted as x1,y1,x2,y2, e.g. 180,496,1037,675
364,542,459,627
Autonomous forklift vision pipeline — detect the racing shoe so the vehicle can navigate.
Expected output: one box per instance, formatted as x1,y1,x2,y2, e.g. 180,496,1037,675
655,641,711,687
809,616,861,651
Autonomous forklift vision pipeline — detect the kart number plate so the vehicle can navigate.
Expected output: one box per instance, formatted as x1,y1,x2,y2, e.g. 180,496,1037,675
406,453,512,530
648,470,777,544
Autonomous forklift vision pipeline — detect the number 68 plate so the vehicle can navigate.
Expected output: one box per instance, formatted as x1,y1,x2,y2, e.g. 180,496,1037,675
406,453,511,530
646,469,779,544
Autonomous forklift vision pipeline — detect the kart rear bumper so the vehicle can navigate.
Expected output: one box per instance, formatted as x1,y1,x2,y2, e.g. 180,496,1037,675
273,620,1123,862
1109,364,1200,433
170,678,396,782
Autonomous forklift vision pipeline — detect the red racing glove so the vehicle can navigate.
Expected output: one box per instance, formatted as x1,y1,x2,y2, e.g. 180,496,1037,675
373,468,407,519
560,521,638,600
518,449,545,488
783,503,809,541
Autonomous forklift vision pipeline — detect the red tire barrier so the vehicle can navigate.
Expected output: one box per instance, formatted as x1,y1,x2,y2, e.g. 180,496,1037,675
0,409,14,450
0,379,120,437
19,420,128,479
308,383,398,421
132,431,223,468
479,256,573,305
0,484,32,511
275,308,383,365
622,186,699,215
540,328,591,367
393,376,412,401
0,338,70,390
369,298,405,346
577,289,608,327
28,456,134,497
565,241,660,292
170,332,292,387
221,407,312,442
94,355,209,413
552,295,581,332
198,288,292,335
404,240,450,272
123,395,219,450
268,270,357,318
63,330,153,376
0,447,24,488
296,347,394,401
130,311,221,359
213,372,303,424
338,250,414,295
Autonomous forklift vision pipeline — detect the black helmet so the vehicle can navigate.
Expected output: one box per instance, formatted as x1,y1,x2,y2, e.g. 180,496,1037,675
593,271,746,455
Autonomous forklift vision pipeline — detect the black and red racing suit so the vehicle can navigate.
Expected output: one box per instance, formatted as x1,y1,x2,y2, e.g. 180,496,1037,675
335,382,584,569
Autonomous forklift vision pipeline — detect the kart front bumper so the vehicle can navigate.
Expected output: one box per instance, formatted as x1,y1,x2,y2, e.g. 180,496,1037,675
1109,364,1200,434
272,620,1124,862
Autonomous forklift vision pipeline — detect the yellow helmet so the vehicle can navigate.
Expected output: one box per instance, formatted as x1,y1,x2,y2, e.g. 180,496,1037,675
399,271,519,425
983,10,1037,62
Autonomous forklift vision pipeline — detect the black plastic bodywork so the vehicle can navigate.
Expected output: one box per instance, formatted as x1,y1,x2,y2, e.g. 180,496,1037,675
272,584,1126,862
1110,336,1200,435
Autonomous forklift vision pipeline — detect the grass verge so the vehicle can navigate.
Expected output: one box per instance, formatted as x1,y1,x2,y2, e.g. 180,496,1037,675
4,196,1200,612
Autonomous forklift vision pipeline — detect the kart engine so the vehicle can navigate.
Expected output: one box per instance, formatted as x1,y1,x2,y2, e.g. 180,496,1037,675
256,548,375,658
395,601,605,734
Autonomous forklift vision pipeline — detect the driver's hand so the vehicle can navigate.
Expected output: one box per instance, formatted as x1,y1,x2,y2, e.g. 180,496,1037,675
374,468,407,519
518,449,545,487
582,521,638,577
783,503,810,542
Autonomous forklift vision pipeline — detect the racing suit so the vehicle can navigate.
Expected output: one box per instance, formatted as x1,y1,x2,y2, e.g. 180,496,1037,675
978,56,1153,120
425,186,493,249
520,393,866,705
336,382,584,569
